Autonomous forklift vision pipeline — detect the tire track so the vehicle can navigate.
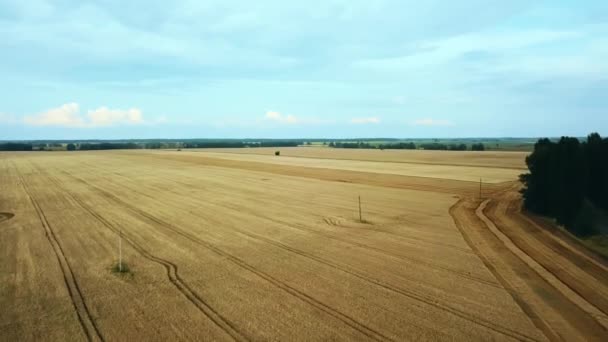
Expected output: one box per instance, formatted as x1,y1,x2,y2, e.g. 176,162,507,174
12,162,104,342
214,224,537,341
522,213,608,273
448,198,560,342
63,169,538,342
33,164,248,342
482,198,608,328
175,204,537,341
125,162,476,256
61,170,396,342
234,211,499,288
452,194,608,341
503,199,608,298
84,163,499,290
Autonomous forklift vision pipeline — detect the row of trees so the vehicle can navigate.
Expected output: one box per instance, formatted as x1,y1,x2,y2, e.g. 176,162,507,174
181,140,301,148
328,141,485,151
0,143,33,151
520,133,608,236
0,140,304,151
78,142,140,150
2,140,488,151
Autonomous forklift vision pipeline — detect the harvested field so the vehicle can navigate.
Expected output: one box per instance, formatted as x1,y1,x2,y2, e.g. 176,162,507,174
1,150,606,341
191,147,528,170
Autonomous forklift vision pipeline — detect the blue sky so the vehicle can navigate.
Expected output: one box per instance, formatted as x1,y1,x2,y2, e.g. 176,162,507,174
0,0,607,139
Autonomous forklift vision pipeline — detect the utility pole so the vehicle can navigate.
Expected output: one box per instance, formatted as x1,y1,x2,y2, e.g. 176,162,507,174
358,195,362,222
119,230,122,272
479,178,482,201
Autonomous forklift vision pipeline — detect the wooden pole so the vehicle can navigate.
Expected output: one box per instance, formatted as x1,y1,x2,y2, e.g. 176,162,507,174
119,230,122,272
479,178,482,201
358,195,362,222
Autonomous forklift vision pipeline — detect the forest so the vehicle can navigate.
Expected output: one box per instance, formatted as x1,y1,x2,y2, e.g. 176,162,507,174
520,133,608,236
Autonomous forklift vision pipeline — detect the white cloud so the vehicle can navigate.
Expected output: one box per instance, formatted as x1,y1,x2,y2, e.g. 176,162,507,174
350,117,380,124
265,110,299,124
412,118,453,126
87,107,144,126
24,103,148,127
24,103,85,127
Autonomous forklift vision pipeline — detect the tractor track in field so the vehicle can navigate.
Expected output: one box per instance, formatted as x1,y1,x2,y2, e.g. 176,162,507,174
121,164,476,256
85,163,499,290
12,162,104,342
30,163,248,342
449,198,559,342
522,214,608,273
60,167,539,341
57,169,395,342
450,190,608,341
484,195,608,316
482,194,608,324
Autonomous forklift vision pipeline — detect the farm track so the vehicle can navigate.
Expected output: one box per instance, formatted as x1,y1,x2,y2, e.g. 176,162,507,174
32,165,248,342
11,162,104,342
523,214,608,271
56,169,396,342
450,192,608,341
85,163,499,289
483,191,608,322
57,164,539,342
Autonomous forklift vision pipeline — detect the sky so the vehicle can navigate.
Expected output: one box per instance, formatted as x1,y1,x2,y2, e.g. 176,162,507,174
0,0,607,140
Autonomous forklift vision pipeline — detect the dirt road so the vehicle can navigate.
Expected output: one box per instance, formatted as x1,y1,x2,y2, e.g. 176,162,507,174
451,184,608,341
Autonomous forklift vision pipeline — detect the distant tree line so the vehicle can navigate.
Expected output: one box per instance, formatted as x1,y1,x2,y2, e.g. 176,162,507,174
328,141,484,151
79,142,140,150
520,133,608,236
0,143,33,151
181,140,301,148
380,142,417,150
1,139,488,152
0,140,303,151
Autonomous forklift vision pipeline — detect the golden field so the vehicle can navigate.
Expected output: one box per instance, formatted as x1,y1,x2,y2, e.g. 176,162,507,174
1,148,606,341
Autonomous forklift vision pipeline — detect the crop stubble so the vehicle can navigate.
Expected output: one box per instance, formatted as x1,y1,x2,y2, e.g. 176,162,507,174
0,149,605,341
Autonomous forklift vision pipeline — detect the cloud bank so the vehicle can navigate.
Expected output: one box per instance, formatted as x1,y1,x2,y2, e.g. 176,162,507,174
24,103,146,128
265,111,299,124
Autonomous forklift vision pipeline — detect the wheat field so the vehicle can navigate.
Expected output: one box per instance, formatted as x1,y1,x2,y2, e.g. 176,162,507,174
1,149,606,341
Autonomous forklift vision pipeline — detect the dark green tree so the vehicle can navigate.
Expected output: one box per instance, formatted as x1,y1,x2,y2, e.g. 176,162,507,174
471,143,485,151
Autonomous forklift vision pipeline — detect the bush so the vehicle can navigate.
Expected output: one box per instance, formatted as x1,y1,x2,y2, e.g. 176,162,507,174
275,151,280,156
111,261,131,274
